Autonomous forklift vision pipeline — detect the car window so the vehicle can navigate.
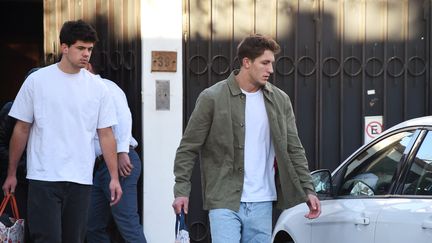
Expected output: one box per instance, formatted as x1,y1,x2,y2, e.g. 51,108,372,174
402,131,432,196
338,131,415,196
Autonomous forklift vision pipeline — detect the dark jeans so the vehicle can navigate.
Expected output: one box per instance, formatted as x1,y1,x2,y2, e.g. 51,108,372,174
86,148,147,243
27,180,92,243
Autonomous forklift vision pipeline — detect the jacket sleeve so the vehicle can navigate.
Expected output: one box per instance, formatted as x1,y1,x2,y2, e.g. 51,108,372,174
173,89,214,197
0,102,15,163
284,97,316,195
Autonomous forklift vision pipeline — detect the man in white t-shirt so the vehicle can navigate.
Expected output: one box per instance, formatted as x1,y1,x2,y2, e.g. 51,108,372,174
2,20,122,243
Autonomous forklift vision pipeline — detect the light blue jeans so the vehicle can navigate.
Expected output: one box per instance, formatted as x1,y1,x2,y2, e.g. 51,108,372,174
208,201,273,243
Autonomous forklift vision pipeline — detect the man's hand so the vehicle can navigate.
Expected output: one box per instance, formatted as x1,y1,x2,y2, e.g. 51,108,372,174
2,175,17,195
172,196,189,214
305,193,321,219
118,152,133,177
109,179,123,206
3,120,31,196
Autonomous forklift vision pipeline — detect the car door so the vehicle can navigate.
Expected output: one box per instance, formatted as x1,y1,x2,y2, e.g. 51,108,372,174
375,130,432,243
310,130,417,243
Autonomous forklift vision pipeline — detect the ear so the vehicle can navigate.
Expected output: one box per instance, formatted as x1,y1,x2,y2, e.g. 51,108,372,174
86,63,94,73
60,43,69,54
242,57,251,69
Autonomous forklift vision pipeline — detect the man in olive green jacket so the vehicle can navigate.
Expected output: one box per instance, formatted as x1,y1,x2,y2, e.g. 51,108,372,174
173,34,320,243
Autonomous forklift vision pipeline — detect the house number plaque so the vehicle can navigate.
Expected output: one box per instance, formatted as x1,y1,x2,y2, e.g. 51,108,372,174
151,51,177,72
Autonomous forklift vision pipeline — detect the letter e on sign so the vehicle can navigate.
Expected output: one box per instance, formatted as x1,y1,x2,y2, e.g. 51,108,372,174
364,116,383,144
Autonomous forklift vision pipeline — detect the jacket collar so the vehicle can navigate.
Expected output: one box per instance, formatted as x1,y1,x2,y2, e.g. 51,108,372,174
227,70,242,96
227,70,274,97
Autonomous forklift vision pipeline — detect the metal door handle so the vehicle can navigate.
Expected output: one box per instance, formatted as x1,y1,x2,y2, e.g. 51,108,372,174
354,217,370,225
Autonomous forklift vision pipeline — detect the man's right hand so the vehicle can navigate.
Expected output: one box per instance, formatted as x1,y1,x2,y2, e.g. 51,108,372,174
118,152,133,177
2,175,17,195
172,196,189,214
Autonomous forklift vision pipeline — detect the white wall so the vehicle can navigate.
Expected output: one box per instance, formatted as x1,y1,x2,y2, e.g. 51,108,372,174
141,1,183,242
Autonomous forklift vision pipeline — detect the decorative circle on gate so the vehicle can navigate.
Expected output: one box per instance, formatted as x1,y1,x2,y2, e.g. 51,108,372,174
123,50,135,70
365,57,384,77
110,51,122,71
387,56,404,78
211,55,230,75
322,57,341,77
297,56,316,77
407,56,426,76
189,221,209,241
275,56,295,76
343,56,362,77
188,55,208,75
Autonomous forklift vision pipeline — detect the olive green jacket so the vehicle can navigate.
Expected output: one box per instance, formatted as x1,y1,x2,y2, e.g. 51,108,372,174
174,70,315,211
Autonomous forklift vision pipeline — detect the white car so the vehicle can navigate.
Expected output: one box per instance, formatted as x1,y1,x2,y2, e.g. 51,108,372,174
272,116,432,243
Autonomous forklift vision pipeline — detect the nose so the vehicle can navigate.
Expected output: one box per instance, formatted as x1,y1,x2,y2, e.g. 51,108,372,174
268,64,274,74
83,49,91,57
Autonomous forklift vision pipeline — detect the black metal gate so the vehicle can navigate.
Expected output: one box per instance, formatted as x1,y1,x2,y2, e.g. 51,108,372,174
184,0,432,242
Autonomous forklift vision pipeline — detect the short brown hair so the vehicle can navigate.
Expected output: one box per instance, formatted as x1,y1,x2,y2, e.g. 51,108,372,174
237,34,280,64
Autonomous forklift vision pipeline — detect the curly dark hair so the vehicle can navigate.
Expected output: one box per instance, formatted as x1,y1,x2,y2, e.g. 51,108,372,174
59,19,98,46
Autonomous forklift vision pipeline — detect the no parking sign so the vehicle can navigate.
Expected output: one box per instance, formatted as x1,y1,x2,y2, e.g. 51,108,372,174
364,116,383,144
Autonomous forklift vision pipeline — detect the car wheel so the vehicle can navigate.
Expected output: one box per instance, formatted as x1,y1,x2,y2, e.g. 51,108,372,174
273,231,295,243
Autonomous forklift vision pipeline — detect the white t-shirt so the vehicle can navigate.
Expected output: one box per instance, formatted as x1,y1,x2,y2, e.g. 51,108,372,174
9,64,117,185
93,74,138,156
240,89,277,202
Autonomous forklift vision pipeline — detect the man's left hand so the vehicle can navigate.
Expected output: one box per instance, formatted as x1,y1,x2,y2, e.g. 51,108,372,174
305,194,321,219
109,179,123,206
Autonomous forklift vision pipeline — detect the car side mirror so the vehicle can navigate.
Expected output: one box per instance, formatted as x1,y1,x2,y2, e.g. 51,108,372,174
311,169,332,195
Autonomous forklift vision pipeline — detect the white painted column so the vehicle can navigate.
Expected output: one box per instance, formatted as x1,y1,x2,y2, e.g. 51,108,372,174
141,1,183,242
